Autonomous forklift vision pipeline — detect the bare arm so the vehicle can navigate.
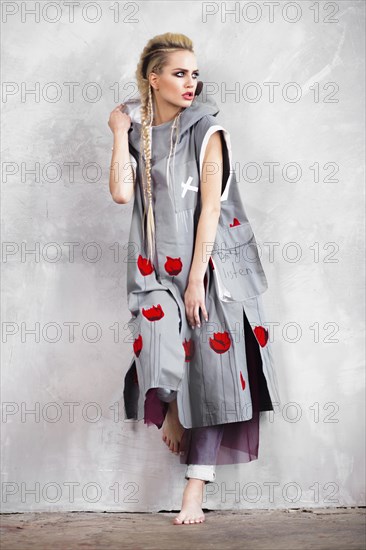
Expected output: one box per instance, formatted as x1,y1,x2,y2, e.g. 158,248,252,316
108,104,135,204
184,130,223,328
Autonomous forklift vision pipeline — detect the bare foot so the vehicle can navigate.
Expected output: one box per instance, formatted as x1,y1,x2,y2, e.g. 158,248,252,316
161,398,185,455
173,478,205,525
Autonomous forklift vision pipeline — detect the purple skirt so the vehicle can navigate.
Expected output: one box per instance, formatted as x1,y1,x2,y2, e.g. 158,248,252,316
143,309,273,466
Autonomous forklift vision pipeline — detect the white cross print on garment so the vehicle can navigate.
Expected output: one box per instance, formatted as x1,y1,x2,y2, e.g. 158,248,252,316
181,175,198,198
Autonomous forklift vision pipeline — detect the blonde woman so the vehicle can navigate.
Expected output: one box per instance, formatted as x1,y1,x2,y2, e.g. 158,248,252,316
108,33,281,525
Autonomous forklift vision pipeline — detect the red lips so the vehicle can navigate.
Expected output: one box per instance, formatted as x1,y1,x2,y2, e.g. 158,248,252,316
182,93,193,99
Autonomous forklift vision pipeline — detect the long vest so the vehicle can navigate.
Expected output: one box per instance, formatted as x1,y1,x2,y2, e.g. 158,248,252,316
122,92,281,429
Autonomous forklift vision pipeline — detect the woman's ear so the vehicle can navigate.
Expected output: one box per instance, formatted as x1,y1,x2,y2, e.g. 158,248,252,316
195,81,203,96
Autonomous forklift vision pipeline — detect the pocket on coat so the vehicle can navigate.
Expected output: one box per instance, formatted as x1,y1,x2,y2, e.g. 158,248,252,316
211,221,268,301
172,160,199,213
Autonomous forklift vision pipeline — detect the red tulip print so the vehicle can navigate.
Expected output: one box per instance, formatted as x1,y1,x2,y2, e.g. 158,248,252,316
240,371,246,390
142,304,165,321
164,256,183,276
209,331,231,354
133,334,143,357
137,254,154,276
230,217,241,227
254,326,269,347
209,257,215,270
183,338,195,362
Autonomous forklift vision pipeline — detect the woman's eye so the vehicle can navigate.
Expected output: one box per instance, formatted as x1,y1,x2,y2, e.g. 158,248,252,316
175,72,199,78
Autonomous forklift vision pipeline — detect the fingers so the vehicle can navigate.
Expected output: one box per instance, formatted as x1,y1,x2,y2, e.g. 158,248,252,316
193,305,201,328
108,104,122,121
112,103,125,114
187,303,209,329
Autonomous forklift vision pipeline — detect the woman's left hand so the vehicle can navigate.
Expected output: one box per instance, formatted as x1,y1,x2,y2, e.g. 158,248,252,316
184,280,208,329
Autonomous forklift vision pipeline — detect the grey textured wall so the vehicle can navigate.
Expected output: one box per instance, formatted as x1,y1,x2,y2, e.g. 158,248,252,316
2,0,365,512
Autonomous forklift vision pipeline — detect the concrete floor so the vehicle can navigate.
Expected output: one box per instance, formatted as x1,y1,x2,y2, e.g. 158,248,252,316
0,507,365,549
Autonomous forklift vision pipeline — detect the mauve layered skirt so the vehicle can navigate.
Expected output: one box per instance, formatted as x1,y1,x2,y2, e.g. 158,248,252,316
143,309,273,466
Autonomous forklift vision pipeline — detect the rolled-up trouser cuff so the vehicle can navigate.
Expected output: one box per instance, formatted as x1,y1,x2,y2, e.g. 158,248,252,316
156,387,177,403
185,464,216,484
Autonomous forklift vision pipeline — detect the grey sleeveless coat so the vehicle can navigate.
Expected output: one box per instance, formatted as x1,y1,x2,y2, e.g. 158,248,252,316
122,92,281,429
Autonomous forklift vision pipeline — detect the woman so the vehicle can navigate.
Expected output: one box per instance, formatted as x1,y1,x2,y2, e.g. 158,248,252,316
108,32,281,525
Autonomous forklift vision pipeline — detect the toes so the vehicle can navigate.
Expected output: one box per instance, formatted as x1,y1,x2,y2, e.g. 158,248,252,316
173,517,183,525
183,517,194,524
175,512,204,525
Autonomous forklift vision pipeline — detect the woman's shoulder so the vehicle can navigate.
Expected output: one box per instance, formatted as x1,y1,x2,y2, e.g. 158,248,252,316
194,114,219,130
193,113,229,135
192,114,230,150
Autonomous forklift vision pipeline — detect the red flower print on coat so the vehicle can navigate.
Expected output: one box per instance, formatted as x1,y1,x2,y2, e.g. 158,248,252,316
164,256,183,276
254,326,269,347
240,371,246,390
209,331,231,354
137,255,154,276
230,217,241,227
142,304,165,321
183,338,195,362
133,334,143,357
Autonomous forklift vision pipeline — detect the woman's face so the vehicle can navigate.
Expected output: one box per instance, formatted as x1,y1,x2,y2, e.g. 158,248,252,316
149,50,199,107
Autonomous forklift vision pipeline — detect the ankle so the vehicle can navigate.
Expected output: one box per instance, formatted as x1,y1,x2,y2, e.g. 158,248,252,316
167,400,180,420
168,397,177,410
186,478,205,489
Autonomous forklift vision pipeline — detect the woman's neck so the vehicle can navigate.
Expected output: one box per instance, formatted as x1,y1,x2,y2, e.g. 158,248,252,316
152,106,183,127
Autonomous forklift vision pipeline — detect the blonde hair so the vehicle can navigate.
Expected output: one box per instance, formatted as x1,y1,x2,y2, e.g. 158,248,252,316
135,32,194,263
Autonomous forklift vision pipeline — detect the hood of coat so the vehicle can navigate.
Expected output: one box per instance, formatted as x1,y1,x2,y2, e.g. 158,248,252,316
122,87,219,153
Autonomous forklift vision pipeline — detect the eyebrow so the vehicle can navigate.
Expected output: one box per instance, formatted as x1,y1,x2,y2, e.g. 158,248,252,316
171,67,199,71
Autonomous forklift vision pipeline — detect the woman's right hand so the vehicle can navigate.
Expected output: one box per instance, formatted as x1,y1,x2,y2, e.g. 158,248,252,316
108,103,131,135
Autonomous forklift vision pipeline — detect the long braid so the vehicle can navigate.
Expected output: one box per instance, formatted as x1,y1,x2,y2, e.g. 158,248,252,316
139,85,155,259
